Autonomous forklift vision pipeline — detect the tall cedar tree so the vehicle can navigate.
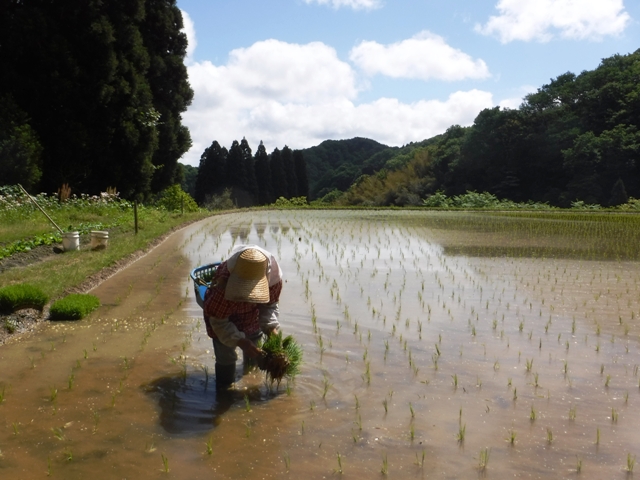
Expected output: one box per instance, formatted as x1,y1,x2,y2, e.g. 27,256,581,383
0,0,192,197
195,140,227,204
293,150,309,199
254,141,272,205
270,147,287,201
240,138,258,202
141,0,194,193
281,145,298,198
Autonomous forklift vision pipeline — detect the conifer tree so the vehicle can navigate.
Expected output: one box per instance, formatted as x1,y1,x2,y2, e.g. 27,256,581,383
281,145,298,198
240,138,258,201
293,150,309,200
195,140,227,204
270,147,287,201
254,141,272,205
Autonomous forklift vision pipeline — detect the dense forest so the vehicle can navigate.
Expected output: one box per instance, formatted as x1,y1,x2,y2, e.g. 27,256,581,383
194,139,309,208
0,0,193,199
332,49,640,207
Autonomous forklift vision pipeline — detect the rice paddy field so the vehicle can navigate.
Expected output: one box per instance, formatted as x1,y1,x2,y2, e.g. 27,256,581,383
2,209,640,478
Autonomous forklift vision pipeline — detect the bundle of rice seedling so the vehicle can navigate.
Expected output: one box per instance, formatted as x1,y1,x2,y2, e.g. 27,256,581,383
0,284,48,313
258,331,302,386
49,294,100,320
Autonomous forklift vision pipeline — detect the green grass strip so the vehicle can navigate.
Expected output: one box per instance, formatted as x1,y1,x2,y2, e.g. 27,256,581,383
0,284,49,313
49,294,100,320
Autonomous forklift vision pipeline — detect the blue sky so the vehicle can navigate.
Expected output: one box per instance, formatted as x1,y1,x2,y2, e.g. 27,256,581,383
176,0,640,166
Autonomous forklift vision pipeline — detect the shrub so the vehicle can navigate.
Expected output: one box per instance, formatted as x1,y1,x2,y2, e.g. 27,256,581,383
273,196,308,208
156,184,199,213
49,294,100,320
203,188,235,210
423,190,450,207
0,284,48,313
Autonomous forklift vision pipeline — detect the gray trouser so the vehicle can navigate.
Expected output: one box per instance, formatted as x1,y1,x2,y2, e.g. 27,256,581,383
212,331,263,366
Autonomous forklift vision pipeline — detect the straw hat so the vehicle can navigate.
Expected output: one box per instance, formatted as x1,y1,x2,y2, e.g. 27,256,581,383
225,248,269,303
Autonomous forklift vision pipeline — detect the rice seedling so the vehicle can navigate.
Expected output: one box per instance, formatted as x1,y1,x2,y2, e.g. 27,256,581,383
627,453,636,473
161,453,169,473
335,452,343,474
457,424,466,443
546,428,553,444
507,429,516,446
415,449,425,468
478,448,490,471
576,455,582,473
244,394,251,412
611,408,618,423
569,406,576,420
382,398,388,414
283,452,291,472
596,428,601,445
530,405,537,421
381,454,389,475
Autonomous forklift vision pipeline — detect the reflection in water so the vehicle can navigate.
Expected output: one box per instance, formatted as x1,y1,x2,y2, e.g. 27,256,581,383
254,223,267,236
228,225,252,243
143,373,266,434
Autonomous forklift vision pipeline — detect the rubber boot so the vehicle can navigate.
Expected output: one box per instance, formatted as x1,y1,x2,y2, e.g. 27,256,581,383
215,363,236,390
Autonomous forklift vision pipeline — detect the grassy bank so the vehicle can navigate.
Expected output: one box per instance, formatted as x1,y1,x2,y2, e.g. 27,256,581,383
0,187,211,299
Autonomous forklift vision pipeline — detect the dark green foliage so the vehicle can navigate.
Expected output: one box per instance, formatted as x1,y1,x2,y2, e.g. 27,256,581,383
179,164,198,198
270,148,287,200
281,146,298,198
0,0,192,198
195,141,228,204
0,96,43,190
142,0,194,194
254,142,272,205
609,179,629,206
49,294,100,321
155,184,199,212
0,284,48,313
259,331,303,385
293,150,309,199
300,137,390,199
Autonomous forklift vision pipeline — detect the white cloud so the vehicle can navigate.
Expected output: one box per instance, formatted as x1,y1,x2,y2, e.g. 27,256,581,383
303,0,382,10
182,38,494,166
180,10,197,64
349,31,490,81
476,0,631,43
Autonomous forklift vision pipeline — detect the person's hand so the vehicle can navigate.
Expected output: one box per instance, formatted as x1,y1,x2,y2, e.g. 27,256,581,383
237,338,262,359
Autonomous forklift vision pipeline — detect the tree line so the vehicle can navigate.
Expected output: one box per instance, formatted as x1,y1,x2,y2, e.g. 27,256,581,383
0,0,193,199
195,139,309,207
334,49,640,207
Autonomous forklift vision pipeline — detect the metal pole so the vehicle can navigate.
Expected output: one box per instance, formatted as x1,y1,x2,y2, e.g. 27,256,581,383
18,184,64,234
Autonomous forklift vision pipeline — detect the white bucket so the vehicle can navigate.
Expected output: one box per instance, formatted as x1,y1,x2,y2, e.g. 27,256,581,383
90,230,109,250
61,231,80,252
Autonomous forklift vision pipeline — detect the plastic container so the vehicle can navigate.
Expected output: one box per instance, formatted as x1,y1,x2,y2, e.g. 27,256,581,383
90,230,109,250
61,231,80,252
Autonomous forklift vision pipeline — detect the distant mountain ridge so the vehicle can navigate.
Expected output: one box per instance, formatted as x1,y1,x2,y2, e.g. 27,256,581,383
299,137,391,199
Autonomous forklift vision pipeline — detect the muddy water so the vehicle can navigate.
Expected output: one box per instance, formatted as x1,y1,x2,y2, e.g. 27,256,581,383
1,210,640,478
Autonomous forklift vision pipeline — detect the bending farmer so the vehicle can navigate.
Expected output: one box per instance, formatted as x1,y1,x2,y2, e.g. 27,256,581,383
203,245,282,388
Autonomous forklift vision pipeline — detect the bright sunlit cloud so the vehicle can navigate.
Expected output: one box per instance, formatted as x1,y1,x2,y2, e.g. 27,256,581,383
182,36,494,165
476,0,631,43
349,31,490,81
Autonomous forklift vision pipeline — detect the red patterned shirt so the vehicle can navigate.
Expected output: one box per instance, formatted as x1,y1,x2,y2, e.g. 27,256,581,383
203,261,282,342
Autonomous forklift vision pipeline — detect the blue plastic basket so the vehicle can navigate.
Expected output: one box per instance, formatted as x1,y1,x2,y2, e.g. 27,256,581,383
189,263,220,309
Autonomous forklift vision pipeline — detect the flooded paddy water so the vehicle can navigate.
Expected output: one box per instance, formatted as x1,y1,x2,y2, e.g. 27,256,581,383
1,210,640,478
